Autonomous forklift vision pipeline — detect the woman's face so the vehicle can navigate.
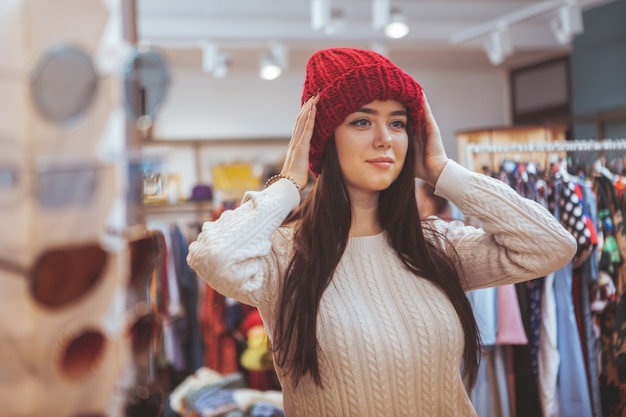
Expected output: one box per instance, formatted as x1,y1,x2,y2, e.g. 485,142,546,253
334,99,408,197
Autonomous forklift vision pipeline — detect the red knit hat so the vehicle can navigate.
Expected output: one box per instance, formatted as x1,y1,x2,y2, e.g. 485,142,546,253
302,47,425,177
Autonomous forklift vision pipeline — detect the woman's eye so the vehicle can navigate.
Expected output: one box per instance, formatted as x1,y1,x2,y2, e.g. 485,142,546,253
349,118,370,127
390,120,407,129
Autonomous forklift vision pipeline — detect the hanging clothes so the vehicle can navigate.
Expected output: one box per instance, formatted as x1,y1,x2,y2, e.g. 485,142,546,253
553,262,593,416
510,161,548,417
513,279,544,417
199,288,240,375
525,277,544,383
169,223,204,376
496,284,529,417
538,272,560,417
468,288,499,416
481,159,600,417
466,142,626,417
548,178,594,417
596,174,626,416
576,181,603,417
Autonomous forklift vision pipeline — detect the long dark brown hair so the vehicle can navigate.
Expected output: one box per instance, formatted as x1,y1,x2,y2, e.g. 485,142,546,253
273,123,481,390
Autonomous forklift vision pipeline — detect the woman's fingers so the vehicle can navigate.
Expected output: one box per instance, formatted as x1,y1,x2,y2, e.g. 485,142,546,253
292,95,318,147
290,97,312,145
416,92,448,185
282,95,319,189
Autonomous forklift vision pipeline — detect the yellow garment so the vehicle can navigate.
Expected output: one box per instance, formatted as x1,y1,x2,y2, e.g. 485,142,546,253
240,326,273,371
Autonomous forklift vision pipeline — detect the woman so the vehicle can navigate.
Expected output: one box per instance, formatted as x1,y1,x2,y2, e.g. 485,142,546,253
187,47,576,416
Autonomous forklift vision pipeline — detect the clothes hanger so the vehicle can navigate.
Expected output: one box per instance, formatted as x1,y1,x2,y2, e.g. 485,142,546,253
593,157,618,182
556,156,580,183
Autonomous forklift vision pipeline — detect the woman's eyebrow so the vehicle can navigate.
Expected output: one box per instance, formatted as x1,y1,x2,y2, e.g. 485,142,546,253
355,107,407,116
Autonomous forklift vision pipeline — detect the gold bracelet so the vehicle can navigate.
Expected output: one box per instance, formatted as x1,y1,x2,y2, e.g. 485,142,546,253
264,174,300,191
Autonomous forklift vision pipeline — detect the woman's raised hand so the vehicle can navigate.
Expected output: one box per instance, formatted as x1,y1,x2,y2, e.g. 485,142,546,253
281,95,320,190
414,93,449,186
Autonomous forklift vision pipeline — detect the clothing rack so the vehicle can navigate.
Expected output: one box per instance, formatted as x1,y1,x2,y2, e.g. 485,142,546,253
464,138,626,171
464,137,626,417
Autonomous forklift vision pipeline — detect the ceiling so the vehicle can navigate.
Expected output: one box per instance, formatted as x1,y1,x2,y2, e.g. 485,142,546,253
134,0,614,70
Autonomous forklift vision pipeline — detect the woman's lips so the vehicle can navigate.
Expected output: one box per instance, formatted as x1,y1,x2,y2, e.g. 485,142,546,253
367,157,394,168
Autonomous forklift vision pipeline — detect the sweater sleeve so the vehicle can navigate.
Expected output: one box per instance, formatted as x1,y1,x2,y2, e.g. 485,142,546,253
186,178,300,308
432,159,577,291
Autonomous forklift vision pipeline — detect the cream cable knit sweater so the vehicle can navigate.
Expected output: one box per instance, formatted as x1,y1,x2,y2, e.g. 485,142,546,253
187,159,576,417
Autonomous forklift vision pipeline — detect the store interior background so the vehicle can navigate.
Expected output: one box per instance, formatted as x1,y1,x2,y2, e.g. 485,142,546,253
1,0,626,416
137,0,626,206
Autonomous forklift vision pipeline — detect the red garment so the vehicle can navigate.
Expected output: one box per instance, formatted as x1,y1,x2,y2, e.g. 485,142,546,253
585,216,599,245
246,369,281,391
199,287,239,374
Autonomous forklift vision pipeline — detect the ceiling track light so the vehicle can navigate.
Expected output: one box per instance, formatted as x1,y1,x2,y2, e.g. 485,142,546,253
384,8,409,39
325,8,346,35
372,0,391,31
372,0,409,39
259,54,281,80
551,1,583,45
259,43,287,81
484,23,514,66
451,0,587,64
201,43,230,79
311,0,330,31
311,0,345,34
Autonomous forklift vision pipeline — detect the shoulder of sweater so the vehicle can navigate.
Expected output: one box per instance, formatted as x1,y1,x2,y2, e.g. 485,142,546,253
270,225,295,255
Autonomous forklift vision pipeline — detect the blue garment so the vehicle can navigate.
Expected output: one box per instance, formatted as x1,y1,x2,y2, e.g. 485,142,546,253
468,287,497,346
554,262,593,417
468,287,498,414
471,347,495,417
579,182,603,417
249,402,285,417
551,180,593,417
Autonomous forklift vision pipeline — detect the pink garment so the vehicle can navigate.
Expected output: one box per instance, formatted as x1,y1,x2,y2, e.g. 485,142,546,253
496,284,528,345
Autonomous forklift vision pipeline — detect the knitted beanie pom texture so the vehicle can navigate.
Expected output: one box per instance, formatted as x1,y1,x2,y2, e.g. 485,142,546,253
301,47,425,177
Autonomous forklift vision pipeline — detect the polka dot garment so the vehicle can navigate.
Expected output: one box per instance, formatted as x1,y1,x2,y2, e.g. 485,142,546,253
548,179,592,251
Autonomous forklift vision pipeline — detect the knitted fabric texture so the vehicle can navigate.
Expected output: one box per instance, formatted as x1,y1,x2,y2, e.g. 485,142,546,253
302,47,425,177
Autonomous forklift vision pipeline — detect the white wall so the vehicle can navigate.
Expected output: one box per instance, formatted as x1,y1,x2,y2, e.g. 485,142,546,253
148,51,511,197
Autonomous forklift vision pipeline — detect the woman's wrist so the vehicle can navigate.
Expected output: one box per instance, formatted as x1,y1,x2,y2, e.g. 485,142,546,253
430,158,449,185
265,174,300,191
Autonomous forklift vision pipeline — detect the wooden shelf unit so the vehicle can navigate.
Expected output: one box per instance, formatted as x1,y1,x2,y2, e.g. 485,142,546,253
456,124,569,172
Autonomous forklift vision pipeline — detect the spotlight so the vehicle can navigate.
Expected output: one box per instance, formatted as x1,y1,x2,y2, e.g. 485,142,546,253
259,54,282,80
259,44,287,81
384,9,409,39
551,2,583,45
372,0,390,31
201,43,230,78
324,8,346,35
311,0,331,31
484,23,513,66
311,0,345,34
211,59,229,79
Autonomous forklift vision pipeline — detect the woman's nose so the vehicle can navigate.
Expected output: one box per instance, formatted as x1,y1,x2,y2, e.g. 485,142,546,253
374,126,392,148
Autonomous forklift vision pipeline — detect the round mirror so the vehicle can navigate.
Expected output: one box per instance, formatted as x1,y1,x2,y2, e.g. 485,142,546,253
123,47,170,131
31,44,98,124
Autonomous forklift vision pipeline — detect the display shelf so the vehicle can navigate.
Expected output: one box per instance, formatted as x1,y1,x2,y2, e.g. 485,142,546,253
143,200,215,225
139,137,288,205
143,200,213,214
456,124,569,172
